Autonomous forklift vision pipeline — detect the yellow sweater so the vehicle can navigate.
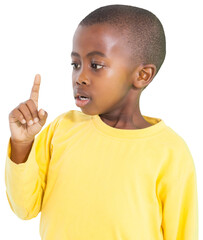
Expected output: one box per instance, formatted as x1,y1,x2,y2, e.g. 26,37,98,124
5,110,198,240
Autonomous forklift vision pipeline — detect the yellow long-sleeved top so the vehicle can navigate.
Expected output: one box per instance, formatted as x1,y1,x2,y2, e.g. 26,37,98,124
5,110,198,240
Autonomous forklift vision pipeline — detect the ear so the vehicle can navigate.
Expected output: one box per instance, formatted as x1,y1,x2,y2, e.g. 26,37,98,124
134,64,157,89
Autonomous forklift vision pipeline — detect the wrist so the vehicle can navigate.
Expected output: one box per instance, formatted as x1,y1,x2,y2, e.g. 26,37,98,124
10,137,34,145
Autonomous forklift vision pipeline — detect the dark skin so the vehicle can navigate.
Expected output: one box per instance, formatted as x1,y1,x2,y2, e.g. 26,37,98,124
71,24,157,129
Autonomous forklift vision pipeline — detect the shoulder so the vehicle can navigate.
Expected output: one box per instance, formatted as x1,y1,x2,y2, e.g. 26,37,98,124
54,109,91,123
50,109,92,131
160,125,195,170
163,126,191,152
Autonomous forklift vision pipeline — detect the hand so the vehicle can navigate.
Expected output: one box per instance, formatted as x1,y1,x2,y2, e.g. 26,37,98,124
9,74,48,143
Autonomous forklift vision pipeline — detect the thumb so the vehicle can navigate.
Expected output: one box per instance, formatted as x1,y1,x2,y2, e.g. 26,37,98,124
38,109,48,126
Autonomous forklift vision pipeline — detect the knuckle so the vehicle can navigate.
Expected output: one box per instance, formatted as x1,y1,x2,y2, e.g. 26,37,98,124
18,111,24,119
11,108,18,118
26,100,37,117
26,99,35,109
18,102,26,109
25,111,32,119
26,99,34,105
10,109,23,122
21,108,32,120
33,111,38,118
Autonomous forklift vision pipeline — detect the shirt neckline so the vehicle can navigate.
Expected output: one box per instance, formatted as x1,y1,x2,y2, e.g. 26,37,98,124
91,114,166,139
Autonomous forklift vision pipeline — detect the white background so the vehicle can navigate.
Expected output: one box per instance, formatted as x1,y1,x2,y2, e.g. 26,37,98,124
0,0,202,239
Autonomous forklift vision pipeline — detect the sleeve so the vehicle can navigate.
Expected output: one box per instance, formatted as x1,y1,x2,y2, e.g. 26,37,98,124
157,141,199,240
4,115,62,220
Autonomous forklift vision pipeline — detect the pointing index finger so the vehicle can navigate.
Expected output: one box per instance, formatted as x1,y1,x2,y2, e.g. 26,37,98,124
30,74,41,109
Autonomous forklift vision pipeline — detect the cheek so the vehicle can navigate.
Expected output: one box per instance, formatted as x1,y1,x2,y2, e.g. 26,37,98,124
94,70,127,100
106,70,129,93
72,72,76,84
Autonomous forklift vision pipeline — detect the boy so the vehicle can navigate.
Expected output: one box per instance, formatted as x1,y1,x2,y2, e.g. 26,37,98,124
5,4,198,240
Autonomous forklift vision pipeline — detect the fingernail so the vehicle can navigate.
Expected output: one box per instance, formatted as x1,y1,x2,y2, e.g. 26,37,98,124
34,117,39,123
21,119,26,124
41,110,45,116
28,120,33,126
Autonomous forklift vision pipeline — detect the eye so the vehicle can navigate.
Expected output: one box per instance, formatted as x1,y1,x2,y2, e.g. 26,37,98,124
91,63,103,70
71,62,80,69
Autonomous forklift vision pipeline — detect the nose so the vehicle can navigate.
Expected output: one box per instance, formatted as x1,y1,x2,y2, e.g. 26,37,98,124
76,79,88,85
76,72,90,85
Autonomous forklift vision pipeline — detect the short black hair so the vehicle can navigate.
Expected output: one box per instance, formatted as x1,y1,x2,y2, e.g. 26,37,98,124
79,4,166,76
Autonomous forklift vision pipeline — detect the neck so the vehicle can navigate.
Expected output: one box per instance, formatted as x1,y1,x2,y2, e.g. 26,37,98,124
99,98,152,130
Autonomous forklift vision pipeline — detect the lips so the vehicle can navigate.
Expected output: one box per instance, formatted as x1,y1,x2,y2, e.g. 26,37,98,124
74,89,91,99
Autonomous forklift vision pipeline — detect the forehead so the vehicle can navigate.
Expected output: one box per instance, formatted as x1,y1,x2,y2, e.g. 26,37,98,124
72,24,130,59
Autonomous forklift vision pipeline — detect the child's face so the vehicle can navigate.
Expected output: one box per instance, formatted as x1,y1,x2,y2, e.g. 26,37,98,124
71,24,137,115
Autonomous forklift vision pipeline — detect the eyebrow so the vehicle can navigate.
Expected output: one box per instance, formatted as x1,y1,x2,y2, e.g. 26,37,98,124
71,51,107,58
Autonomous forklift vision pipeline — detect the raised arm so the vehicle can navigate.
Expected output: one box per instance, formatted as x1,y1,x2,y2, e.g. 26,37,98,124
9,74,48,164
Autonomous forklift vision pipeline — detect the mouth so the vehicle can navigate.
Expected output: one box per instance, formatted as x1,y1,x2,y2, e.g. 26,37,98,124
75,95,90,100
75,95,91,107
